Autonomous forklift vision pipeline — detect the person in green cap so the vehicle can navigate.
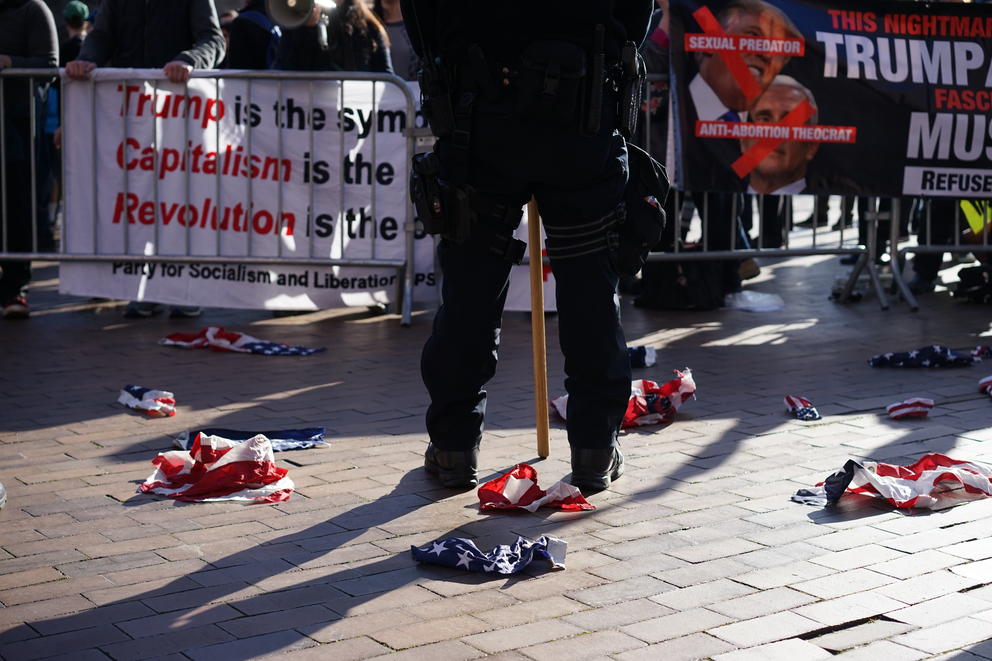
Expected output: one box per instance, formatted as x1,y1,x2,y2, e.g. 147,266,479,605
61,0,89,64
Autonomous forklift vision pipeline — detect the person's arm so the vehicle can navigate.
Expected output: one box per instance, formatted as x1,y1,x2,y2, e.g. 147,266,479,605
371,27,394,74
6,4,58,68
76,0,117,66
174,0,226,70
399,0,437,59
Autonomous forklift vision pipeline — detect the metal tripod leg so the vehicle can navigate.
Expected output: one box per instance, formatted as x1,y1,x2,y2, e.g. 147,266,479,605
838,200,889,309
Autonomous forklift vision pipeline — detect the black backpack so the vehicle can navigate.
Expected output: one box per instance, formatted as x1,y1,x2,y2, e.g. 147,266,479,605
633,245,726,311
609,142,670,277
953,265,992,304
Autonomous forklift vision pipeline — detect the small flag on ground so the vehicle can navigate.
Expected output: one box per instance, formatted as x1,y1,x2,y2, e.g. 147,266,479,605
551,369,696,428
869,345,975,368
174,428,328,452
979,375,992,397
411,535,566,575
478,463,593,512
887,397,934,420
161,326,324,356
139,433,294,503
792,453,992,509
784,395,821,421
118,385,176,417
627,346,657,368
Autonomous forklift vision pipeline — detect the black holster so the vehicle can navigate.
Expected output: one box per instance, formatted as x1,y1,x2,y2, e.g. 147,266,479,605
410,152,525,263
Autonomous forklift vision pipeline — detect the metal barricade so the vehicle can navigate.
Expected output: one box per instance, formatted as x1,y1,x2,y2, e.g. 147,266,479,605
890,198,992,311
633,73,888,308
0,68,418,325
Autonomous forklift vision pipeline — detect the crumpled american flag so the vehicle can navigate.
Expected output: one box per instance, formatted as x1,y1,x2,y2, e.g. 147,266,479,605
118,385,176,417
792,453,992,509
551,369,696,428
887,397,935,420
979,375,992,398
478,464,593,512
869,344,975,368
411,535,567,575
174,428,328,452
784,395,821,421
160,326,324,356
139,433,294,503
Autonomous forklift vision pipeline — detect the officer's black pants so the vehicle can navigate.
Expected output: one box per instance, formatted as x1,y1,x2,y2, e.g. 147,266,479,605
421,98,631,451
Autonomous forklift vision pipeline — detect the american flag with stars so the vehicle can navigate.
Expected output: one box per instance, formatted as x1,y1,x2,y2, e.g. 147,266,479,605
784,395,821,421
118,385,176,417
411,535,567,575
869,344,975,368
161,326,324,356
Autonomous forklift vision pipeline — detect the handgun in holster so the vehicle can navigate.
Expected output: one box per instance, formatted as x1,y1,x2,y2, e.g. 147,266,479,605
410,151,471,243
617,41,646,139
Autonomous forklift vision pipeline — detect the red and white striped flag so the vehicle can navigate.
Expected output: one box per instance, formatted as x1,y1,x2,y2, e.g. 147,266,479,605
139,433,294,503
552,369,696,428
479,464,594,512
796,453,992,509
887,397,934,420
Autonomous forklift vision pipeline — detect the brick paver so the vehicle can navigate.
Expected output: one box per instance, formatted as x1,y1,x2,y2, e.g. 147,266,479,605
3,254,992,659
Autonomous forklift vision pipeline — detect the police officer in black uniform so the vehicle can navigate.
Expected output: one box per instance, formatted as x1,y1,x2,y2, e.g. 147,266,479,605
404,1,655,492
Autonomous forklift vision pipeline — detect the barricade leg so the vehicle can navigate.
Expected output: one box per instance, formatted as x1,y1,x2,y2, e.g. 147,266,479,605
889,198,919,311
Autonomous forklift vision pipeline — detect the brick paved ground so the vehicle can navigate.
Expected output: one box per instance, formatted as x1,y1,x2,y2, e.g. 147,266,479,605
2,247,992,660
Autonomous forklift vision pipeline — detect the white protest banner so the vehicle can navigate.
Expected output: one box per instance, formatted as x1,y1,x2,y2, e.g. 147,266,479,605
59,70,438,310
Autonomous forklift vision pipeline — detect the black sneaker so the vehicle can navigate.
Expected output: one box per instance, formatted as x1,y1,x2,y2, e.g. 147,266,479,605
795,215,829,228
2,296,29,319
123,301,163,318
570,445,624,493
169,305,203,319
424,443,479,489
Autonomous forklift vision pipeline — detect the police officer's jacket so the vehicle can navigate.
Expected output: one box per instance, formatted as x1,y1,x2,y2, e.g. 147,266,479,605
400,1,653,66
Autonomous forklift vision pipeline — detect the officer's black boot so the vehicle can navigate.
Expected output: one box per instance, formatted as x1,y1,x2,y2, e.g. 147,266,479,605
424,443,479,489
569,445,624,493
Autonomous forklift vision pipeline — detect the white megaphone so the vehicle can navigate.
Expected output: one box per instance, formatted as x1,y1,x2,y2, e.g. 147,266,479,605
266,0,337,49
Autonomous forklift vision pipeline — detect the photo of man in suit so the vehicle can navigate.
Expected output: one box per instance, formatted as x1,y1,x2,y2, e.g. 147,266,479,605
681,0,801,191
739,75,819,195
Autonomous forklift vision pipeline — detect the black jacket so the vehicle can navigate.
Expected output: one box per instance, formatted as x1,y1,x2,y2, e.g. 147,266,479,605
224,0,273,70
77,0,225,69
0,0,58,119
400,0,653,63
0,0,58,68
